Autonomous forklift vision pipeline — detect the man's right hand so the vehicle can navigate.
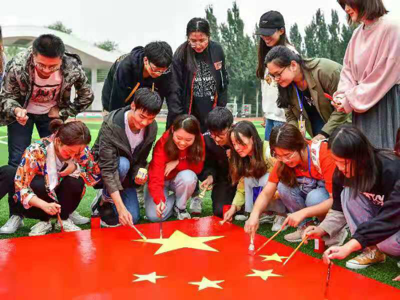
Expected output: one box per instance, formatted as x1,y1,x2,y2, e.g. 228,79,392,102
223,205,237,223
14,107,29,126
156,201,166,219
117,206,133,226
200,175,214,191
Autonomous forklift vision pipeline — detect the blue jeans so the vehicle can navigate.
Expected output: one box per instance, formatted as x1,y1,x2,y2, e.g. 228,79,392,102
144,170,197,222
8,113,54,167
102,157,140,224
278,177,330,227
341,188,400,256
265,119,285,141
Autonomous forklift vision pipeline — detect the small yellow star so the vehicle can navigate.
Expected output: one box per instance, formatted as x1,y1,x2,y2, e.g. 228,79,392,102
189,277,224,291
246,269,282,281
259,253,288,262
134,230,224,255
132,272,166,284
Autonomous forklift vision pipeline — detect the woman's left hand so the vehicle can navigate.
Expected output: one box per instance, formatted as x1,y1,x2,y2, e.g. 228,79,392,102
59,161,77,177
393,275,400,282
282,210,307,228
165,160,179,177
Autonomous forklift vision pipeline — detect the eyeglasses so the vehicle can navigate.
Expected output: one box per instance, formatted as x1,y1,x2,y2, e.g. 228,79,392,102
210,130,228,140
148,61,169,75
33,60,61,73
274,150,296,162
269,66,287,81
188,38,209,47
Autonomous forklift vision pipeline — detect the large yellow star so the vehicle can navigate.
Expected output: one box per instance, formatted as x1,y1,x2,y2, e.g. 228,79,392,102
189,277,224,291
132,272,166,284
259,253,288,262
134,230,224,255
246,269,282,281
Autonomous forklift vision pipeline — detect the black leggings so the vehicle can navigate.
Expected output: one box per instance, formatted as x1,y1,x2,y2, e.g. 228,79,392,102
21,175,85,221
0,165,21,217
211,181,237,218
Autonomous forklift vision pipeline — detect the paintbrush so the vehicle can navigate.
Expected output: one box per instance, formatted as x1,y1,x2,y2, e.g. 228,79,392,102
324,93,333,101
248,235,255,252
253,226,284,255
283,236,308,266
159,214,163,239
56,213,64,233
324,262,332,299
129,223,147,241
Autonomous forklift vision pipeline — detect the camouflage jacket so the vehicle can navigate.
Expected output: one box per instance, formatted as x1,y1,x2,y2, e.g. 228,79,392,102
0,47,94,126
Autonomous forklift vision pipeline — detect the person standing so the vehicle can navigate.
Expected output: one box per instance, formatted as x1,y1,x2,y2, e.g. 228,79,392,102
333,0,400,148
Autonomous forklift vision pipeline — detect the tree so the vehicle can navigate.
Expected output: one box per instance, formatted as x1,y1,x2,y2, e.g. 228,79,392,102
328,10,342,63
205,5,220,43
95,40,119,52
47,21,72,34
304,20,317,57
289,23,304,55
339,23,355,62
314,9,329,58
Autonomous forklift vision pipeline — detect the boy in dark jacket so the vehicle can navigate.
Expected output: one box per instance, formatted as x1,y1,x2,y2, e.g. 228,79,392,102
198,107,236,217
92,88,162,227
102,41,173,113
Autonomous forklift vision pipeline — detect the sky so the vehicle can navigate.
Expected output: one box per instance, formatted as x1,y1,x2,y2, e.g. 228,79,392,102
1,0,399,52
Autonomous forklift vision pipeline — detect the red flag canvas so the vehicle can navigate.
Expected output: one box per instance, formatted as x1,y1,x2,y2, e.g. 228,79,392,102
0,216,398,299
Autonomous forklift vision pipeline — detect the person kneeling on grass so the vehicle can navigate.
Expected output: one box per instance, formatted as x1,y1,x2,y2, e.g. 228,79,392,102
145,115,205,222
303,125,400,279
223,121,287,230
198,107,237,218
91,88,161,227
244,123,348,246
1,120,100,236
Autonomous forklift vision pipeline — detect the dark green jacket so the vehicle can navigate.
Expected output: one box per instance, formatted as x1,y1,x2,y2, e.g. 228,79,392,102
92,106,157,194
285,58,351,137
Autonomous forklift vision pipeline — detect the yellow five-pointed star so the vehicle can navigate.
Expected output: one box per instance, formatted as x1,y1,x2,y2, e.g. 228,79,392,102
260,253,288,262
246,269,283,281
189,277,224,291
134,230,224,255
133,272,166,284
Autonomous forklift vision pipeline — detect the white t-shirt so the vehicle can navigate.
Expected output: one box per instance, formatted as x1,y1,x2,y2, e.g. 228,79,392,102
27,69,62,114
125,111,144,153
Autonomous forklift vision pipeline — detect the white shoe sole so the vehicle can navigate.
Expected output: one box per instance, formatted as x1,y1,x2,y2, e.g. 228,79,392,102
100,220,121,228
345,259,385,270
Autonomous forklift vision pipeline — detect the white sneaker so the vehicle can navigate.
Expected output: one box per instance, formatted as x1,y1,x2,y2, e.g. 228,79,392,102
29,221,52,236
174,206,191,220
271,215,288,232
69,211,90,225
0,215,24,234
55,218,81,232
259,213,276,225
234,213,249,221
189,196,203,214
100,220,121,228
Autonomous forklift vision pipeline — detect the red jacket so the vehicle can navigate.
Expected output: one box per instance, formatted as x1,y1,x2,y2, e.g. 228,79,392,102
148,130,205,204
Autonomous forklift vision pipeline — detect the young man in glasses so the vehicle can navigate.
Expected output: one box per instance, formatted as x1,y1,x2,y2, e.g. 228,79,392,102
0,34,94,233
101,41,173,114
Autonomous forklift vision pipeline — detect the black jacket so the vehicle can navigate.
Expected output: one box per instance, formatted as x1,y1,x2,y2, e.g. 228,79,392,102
102,47,173,112
332,153,400,248
92,106,158,194
167,41,229,130
198,133,231,184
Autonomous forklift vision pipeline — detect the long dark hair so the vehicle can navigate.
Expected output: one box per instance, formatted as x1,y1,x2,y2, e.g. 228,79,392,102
165,114,204,164
50,119,91,146
265,46,308,108
329,124,397,194
229,121,270,184
256,24,290,79
269,123,308,187
338,0,388,25
175,18,210,73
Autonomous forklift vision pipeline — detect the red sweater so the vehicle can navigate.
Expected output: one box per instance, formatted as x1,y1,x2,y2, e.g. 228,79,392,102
148,130,205,204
